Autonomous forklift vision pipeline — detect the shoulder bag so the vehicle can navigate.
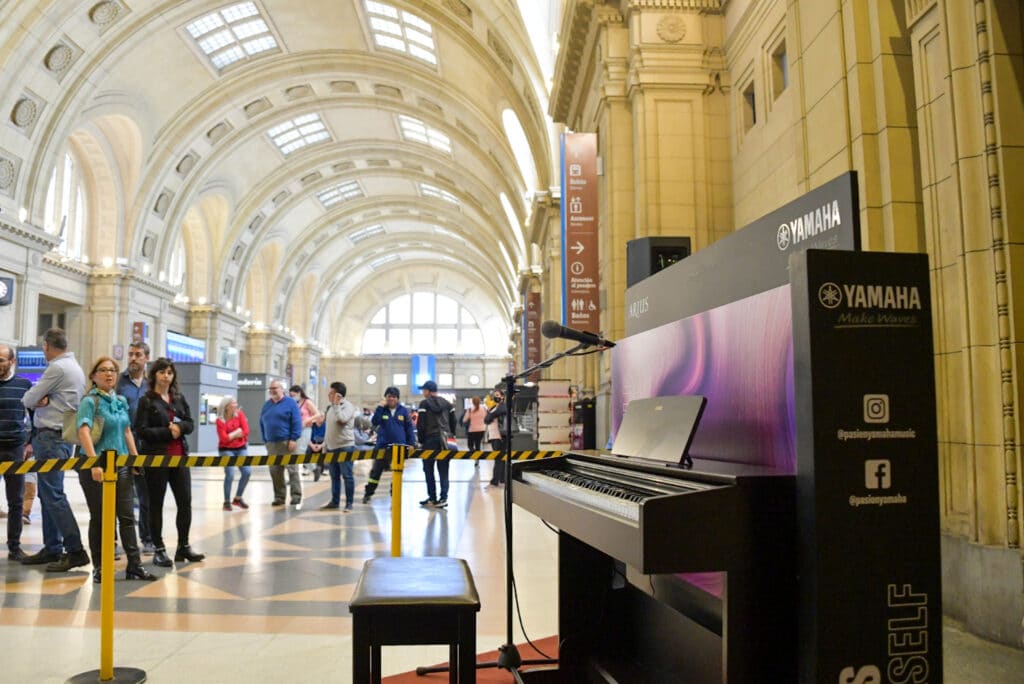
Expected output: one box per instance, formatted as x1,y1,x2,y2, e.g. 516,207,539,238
61,395,104,446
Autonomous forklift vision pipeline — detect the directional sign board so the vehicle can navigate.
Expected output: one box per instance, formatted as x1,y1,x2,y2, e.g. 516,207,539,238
560,133,600,331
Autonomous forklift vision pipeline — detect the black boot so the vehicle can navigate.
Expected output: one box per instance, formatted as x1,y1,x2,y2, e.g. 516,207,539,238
175,545,205,562
125,564,158,581
152,548,173,567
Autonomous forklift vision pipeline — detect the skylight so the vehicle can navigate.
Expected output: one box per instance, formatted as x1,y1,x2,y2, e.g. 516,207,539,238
185,2,279,72
399,115,451,153
369,254,401,270
349,224,386,243
266,113,331,155
419,183,459,206
433,226,465,242
317,180,364,208
364,0,437,66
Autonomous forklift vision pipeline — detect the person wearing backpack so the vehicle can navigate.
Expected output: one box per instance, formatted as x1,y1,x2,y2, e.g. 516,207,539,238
415,380,456,509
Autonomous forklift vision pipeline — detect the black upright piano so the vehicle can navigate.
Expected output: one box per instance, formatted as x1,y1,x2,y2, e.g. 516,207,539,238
512,451,797,682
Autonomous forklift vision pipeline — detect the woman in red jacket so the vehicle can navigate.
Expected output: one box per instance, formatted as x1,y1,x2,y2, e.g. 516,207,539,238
216,395,250,511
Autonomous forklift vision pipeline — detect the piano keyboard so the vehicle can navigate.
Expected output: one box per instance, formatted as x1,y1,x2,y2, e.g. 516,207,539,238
519,460,706,524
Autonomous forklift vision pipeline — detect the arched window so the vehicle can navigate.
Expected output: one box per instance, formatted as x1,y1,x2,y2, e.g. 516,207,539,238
167,235,186,287
44,152,86,260
501,108,537,194
361,292,484,355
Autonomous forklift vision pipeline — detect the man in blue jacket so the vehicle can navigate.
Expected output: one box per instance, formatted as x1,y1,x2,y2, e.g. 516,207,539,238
259,380,302,508
363,386,416,503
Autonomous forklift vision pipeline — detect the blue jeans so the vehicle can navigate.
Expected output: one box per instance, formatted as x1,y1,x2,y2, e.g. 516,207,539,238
328,457,354,507
0,444,25,551
220,448,250,501
421,435,449,502
33,429,83,555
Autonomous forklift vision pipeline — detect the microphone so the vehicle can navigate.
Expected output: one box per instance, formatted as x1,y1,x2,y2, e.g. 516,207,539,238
541,320,616,348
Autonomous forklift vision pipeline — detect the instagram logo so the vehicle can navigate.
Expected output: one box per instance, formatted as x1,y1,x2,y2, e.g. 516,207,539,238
863,394,889,424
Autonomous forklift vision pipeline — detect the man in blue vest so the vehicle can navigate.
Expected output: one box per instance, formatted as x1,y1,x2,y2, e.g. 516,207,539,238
363,386,416,503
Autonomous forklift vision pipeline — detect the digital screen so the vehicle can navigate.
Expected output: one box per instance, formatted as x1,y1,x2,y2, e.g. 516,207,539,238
611,284,795,473
16,347,46,385
166,330,206,363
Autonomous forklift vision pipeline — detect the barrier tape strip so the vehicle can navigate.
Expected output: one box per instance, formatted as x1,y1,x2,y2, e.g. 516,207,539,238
0,448,562,475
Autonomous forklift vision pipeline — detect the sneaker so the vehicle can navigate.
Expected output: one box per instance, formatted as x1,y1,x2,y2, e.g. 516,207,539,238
271,500,285,507
142,541,156,554
293,501,303,511
20,549,60,565
232,497,249,510
434,498,448,509
319,503,340,510
8,548,26,561
343,504,353,513
46,550,90,572
419,497,436,507
223,502,232,511
22,513,30,525
362,493,372,504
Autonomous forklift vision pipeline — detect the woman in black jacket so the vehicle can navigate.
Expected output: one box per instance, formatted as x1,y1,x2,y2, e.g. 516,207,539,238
133,357,204,568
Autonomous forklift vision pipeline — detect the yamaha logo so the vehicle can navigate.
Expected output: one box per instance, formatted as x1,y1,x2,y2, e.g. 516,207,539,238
819,282,923,311
777,224,791,250
818,282,842,309
776,199,842,251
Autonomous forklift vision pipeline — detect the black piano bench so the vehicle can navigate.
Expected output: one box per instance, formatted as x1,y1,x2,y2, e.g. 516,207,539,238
349,556,481,684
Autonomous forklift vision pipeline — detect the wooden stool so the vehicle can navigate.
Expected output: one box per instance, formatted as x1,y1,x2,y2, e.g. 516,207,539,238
349,556,481,683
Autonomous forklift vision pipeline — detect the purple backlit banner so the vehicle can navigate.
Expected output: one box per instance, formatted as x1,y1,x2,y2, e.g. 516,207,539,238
611,284,796,473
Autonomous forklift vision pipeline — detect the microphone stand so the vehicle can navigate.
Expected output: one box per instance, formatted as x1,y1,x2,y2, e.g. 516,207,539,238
416,342,591,681
494,342,589,681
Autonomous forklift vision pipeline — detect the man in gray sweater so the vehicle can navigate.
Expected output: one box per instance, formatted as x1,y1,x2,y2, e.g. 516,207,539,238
20,328,88,572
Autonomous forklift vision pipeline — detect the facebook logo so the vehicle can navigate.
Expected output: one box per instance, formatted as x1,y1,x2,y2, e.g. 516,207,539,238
865,460,892,489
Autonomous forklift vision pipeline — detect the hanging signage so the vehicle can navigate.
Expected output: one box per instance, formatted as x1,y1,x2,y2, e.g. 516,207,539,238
411,354,436,388
523,291,541,380
560,133,599,331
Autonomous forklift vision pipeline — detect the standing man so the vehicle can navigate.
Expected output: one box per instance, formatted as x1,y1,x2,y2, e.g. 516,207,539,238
416,380,456,509
320,381,357,512
20,328,89,572
0,345,31,560
116,341,153,552
260,380,302,509
363,386,415,504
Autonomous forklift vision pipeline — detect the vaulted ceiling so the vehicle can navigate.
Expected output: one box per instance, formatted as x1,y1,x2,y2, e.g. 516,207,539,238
0,0,560,355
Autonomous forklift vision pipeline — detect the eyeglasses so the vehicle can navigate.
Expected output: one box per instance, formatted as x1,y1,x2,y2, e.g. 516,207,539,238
269,386,282,392
96,367,118,374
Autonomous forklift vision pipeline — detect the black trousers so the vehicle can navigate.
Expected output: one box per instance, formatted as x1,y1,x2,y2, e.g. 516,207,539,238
133,469,151,543
79,467,141,568
466,431,485,451
489,438,507,485
364,456,390,497
0,444,24,551
145,467,193,551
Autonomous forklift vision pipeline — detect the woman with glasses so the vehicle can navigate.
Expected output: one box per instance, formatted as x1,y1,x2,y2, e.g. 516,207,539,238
134,357,204,568
76,357,157,583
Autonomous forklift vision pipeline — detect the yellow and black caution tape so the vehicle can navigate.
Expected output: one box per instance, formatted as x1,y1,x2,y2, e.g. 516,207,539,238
0,448,562,475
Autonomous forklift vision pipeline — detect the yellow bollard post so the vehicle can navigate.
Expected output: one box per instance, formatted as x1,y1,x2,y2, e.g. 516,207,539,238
390,445,404,557
67,451,146,683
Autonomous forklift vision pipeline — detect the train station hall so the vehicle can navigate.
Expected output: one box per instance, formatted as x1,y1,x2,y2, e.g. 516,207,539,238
1,1,1023,682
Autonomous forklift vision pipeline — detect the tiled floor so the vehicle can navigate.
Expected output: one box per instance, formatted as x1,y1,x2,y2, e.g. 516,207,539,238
2,457,1022,683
